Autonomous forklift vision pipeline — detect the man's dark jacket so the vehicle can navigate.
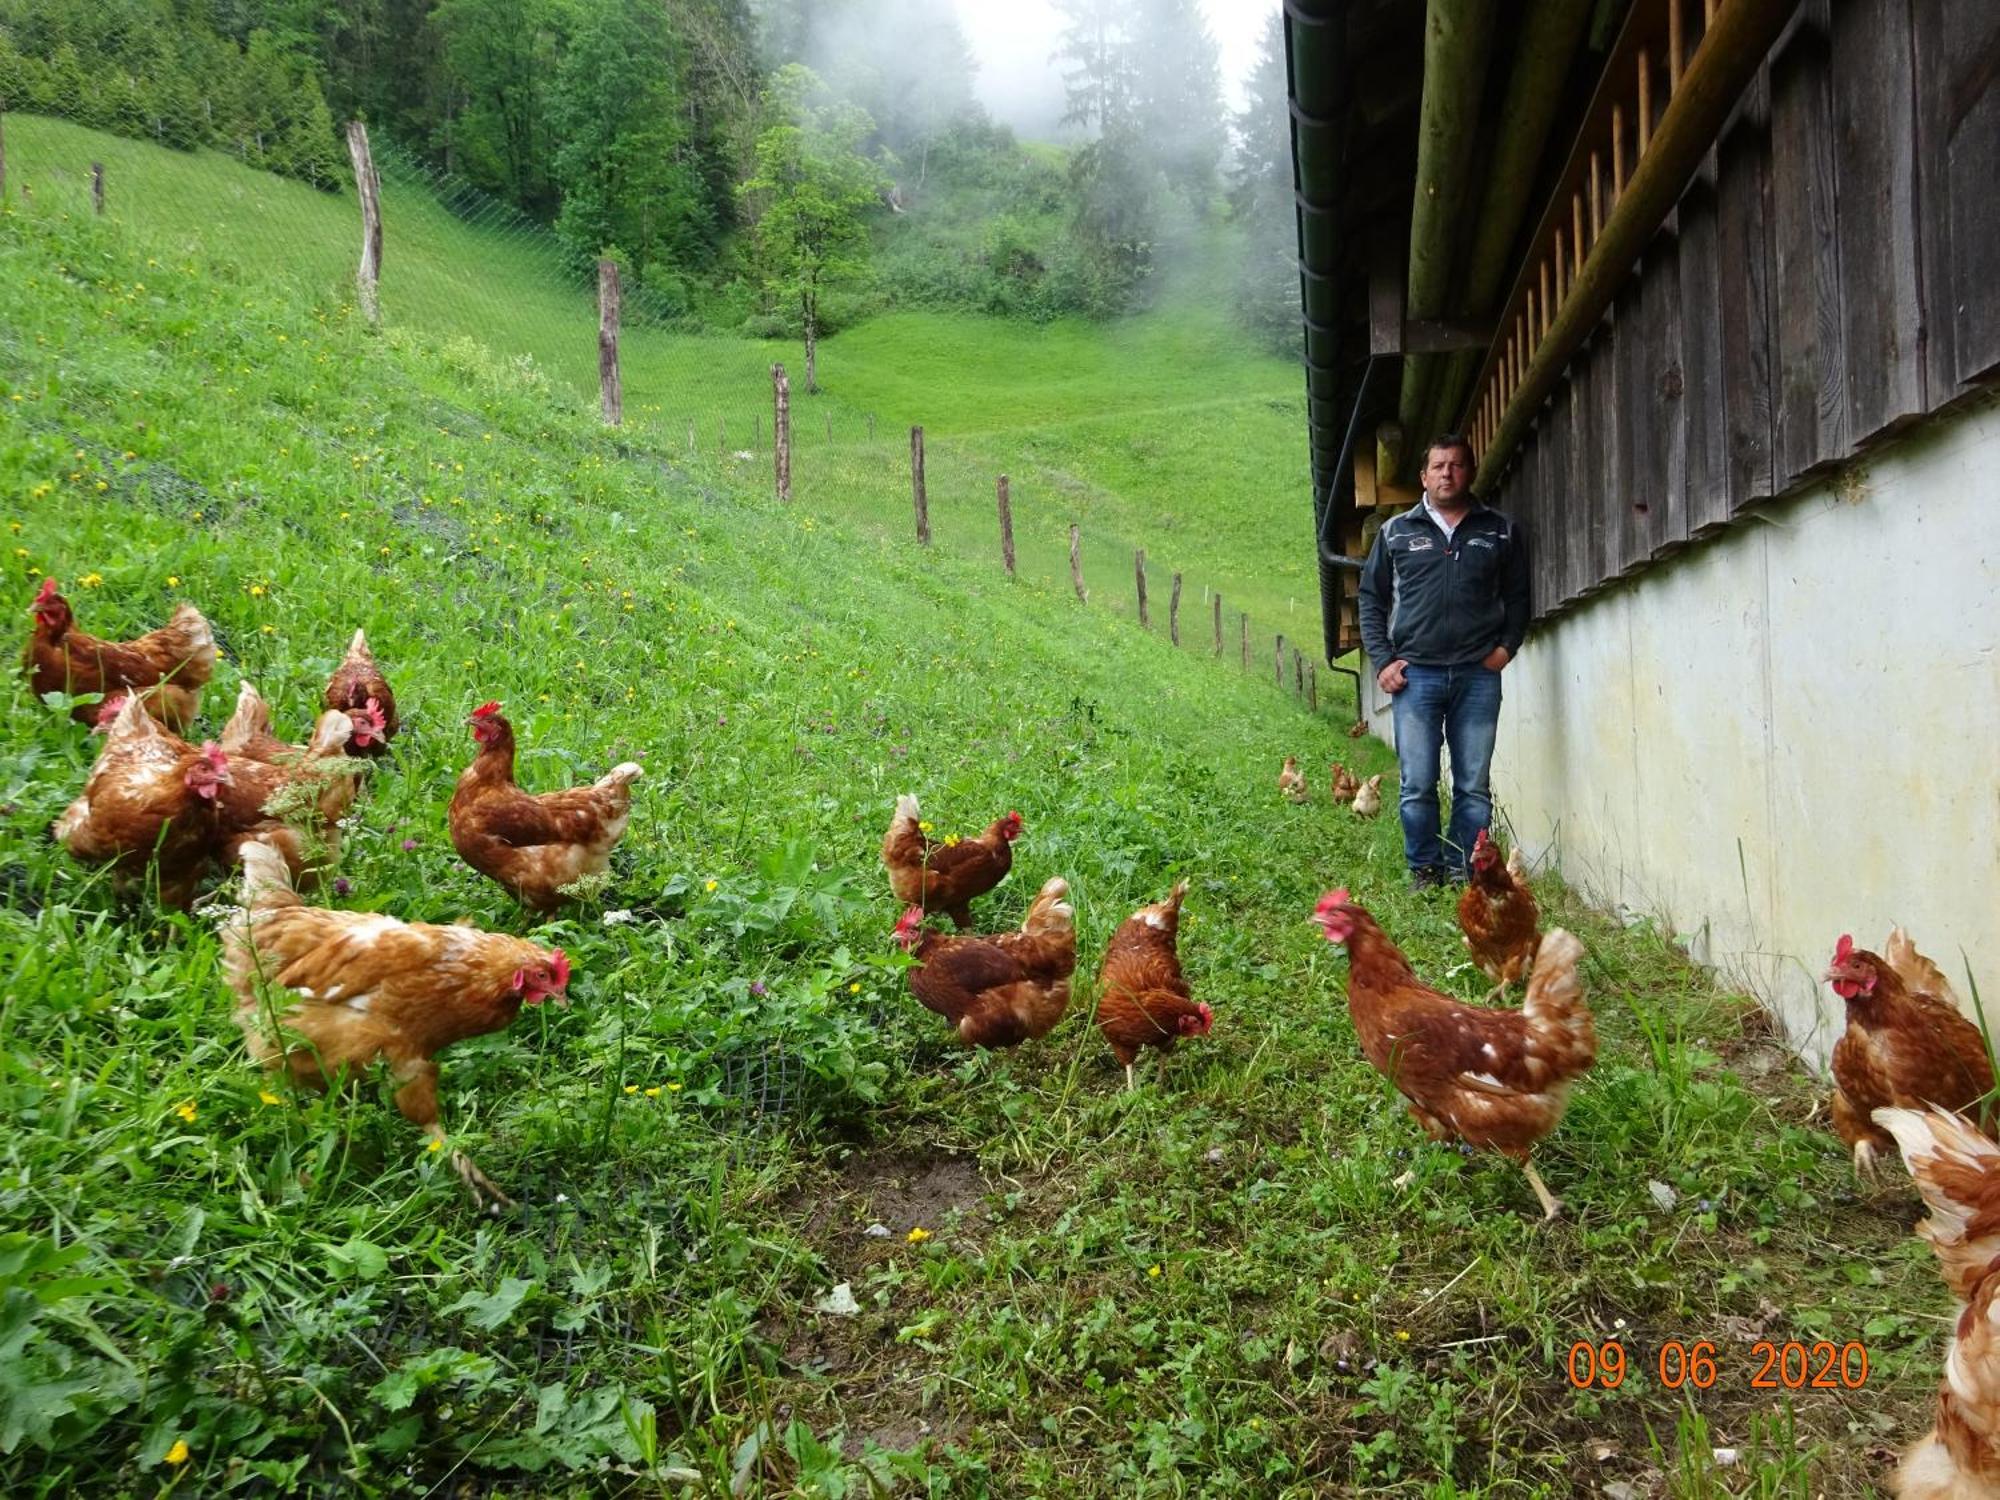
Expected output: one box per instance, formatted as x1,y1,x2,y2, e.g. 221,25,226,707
1357,501,1531,669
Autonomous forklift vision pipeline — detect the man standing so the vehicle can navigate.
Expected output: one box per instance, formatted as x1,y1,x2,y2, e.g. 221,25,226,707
1357,434,1530,890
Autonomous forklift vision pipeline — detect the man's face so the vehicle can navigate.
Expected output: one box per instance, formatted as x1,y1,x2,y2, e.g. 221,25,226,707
1423,445,1472,505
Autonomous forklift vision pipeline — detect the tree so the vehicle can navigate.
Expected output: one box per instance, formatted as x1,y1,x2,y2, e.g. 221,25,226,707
548,0,711,290
1229,9,1300,354
432,0,561,215
1131,0,1223,203
1052,0,1133,134
738,64,887,393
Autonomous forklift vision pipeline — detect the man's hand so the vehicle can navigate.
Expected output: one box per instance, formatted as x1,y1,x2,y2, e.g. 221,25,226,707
1377,658,1409,694
1481,645,1513,672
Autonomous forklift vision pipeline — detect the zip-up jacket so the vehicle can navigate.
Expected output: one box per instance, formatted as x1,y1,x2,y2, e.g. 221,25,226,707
1357,501,1530,669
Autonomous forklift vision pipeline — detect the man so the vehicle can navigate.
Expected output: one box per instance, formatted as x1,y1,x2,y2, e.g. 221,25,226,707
1357,434,1530,890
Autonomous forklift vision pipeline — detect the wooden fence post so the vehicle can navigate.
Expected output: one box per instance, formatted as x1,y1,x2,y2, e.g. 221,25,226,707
90,161,104,215
910,426,929,545
771,363,792,503
596,259,622,425
1239,612,1248,669
1169,573,1182,646
1134,549,1149,628
1212,593,1222,655
1070,524,1087,602
996,475,1015,576
1275,634,1285,686
344,121,383,325
1308,660,1318,712
1294,648,1304,697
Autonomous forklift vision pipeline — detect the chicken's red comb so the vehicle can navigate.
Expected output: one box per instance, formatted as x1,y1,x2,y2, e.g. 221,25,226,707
1329,887,1350,906
1834,933,1855,962
32,577,59,604
470,700,501,719
548,949,571,989
199,741,228,770
1474,828,1493,849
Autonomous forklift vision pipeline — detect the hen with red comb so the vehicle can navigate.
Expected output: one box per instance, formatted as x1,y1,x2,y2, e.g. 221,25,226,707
1824,929,1995,1177
23,578,215,732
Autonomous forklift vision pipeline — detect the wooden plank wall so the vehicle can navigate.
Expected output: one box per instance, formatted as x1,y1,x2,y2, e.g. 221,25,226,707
1492,0,1999,624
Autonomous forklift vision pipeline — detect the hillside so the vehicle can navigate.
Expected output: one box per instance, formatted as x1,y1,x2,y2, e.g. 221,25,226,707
5,115,1325,653
0,134,1947,1495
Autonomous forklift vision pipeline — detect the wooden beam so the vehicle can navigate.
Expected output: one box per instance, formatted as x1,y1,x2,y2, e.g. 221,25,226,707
1476,0,1808,493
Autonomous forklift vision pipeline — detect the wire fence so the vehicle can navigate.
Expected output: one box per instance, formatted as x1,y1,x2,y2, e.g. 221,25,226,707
1,97,1346,718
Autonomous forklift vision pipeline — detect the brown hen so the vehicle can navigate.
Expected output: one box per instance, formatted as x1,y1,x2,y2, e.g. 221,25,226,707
25,577,214,731
1457,829,1541,1001
323,629,396,755
1096,880,1213,1091
893,876,1076,1048
881,793,1020,929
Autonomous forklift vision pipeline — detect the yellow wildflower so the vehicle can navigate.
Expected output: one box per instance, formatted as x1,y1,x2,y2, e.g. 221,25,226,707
918,820,933,833
427,1137,444,1153
1395,1329,1411,1342
623,1085,639,1095
174,1101,197,1123
906,1227,932,1244
704,880,718,892
248,583,266,597
166,575,180,586
1147,1264,1163,1278
667,1082,682,1092
79,572,103,587
644,1087,662,1098
849,982,862,994
258,1089,281,1106
164,1439,190,1466
260,625,275,635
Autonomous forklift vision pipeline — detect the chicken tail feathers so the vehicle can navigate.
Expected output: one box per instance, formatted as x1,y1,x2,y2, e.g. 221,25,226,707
239,836,302,913
597,761,644,791
1522,928,1593,1054
1020,877,1074,940
1875,1107,2000,1274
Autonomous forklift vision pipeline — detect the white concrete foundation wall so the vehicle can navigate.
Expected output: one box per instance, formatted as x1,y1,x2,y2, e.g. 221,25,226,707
1366,394,2000,1069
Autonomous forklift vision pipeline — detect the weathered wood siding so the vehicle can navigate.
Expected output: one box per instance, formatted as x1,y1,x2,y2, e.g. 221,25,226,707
1493,0,1999,622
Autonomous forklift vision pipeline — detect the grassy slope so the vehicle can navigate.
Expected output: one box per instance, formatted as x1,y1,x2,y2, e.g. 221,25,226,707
5,115,1322,648
0,145,1943,1496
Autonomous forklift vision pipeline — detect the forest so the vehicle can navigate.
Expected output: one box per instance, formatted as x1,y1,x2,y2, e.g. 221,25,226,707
0,0,1303,351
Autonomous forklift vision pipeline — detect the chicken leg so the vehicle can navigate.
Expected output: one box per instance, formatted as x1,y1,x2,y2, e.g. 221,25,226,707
1520,1160,1561,1221
1124,1063,1137,1092
428,1124,515,1214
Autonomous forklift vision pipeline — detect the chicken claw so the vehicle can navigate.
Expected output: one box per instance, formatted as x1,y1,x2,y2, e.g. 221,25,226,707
452,1149,516,1215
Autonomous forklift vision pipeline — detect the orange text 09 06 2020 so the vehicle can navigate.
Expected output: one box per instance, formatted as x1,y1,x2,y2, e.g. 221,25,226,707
1565,1339,1870,1391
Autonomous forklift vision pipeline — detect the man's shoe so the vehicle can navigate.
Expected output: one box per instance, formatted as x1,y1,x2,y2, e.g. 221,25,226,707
1409,866,1446,892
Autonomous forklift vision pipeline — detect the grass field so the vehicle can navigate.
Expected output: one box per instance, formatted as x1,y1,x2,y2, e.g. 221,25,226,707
0,126,1949,1496
3,115,1324,650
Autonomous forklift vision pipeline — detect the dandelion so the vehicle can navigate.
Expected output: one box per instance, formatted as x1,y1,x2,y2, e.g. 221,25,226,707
260,625,275,635
623,1085,639,1095
1394,1329,1411,1342
174,1101,197,1123
667,1082,682,1092
258,1089,282,1106
12,548,25,559
1147,1264,1163,1278
918,820,933,833
704,879,718,892
94,480,107,492
380,546,391,556
163,1440,190,1466
248,583,266,597
79,572,103,587
906,1227,932,1244
943,835,961,848
849,982,862,994
644,1086,662,1098
166,575,179,586
427,1137,444,1153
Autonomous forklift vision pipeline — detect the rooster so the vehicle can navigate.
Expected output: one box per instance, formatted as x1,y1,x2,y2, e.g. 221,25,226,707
892,876,1076,1048
1096,880,1213,1091
224,837,569,1212
1457,829,1542,1002
1330,763,1361,804
323,629,396,755
24,577,215,731
1278,757,1308,802
1872,1107,2000,1499
449,701,642,911
1826,931,1995,1178
53,693,233,907
1351,773,1384,818
881,793,1021,930
1313,890,1594,1219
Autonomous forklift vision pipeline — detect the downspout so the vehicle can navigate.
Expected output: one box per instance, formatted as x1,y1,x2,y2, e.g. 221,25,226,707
1394,0,1499,469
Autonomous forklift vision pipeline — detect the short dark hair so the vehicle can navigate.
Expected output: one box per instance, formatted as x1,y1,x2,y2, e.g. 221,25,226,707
1424,433,1476,468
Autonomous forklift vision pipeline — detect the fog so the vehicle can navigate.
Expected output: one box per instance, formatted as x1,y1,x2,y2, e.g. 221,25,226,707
952,0,1279,142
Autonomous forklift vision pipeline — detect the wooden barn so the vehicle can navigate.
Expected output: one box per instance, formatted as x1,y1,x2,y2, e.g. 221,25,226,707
1285,0,1999,1057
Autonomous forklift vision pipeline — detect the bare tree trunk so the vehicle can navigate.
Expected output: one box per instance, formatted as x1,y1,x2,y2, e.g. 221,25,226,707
1134,550,1149,628
910,426,929,544
1212,593,1222,655
345,121,383,325
996,475,1015,577
597,259,622,425
1070,525,1087,602
803,291,819,394
90,161,104,215
772,363,792,503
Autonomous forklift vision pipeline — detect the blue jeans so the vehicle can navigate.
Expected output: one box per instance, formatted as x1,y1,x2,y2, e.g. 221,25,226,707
1389,662,1502,877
